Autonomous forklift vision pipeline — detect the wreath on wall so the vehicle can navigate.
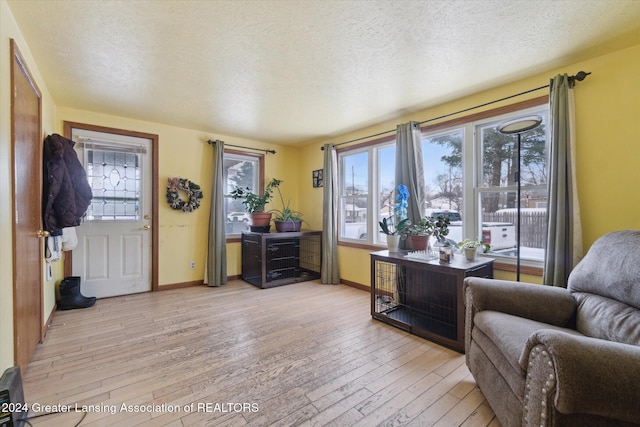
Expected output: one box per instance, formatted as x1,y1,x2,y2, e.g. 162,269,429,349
166,177,203,212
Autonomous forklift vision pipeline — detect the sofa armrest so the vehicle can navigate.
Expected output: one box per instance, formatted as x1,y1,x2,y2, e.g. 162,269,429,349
522,329,640,425
464,277,576,326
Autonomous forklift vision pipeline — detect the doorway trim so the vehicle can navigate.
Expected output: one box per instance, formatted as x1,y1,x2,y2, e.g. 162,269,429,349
63,121,159,292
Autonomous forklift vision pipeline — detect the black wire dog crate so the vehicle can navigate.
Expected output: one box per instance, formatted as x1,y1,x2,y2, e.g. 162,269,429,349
371,250,493,352
241,230,322,288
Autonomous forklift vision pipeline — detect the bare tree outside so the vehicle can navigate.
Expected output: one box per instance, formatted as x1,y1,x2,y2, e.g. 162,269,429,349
422,131,464,212
480,124,546,212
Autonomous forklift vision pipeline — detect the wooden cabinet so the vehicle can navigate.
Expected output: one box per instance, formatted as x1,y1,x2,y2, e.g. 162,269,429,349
241,230,322,288
370,250,493,352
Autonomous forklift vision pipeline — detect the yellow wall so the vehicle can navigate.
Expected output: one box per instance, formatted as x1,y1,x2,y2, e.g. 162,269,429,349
1,0,58,371
2,0,639,373
298,42,640,288
57,107,301,285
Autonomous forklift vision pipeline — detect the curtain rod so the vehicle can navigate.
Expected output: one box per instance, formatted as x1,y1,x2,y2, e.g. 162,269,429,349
207,139,276,154
321,71,591,150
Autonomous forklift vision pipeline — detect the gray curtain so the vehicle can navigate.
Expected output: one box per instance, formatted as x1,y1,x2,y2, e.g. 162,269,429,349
206,140,227,286
543,74,583,287
321,143,340,284
395,121,425,248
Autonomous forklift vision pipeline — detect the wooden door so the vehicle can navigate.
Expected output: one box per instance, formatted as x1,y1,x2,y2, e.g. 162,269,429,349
11,39,43,372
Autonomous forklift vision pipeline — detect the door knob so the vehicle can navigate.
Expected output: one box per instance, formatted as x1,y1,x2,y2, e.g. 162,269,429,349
36,229,50,238
143,224,151,230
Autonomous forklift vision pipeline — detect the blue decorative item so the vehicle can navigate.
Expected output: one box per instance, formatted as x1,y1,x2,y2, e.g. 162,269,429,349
394,184,409,220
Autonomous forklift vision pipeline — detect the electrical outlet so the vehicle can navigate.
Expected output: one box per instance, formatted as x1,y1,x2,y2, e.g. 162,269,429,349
189,261,196,270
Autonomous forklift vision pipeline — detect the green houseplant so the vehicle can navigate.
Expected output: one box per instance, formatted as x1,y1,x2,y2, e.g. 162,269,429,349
457,238,491,261
432,214,451,243
379,216,410,252
379,217,410,236
406,214,450,251
406,217,434,251
269,179,304,232
230,178,281,227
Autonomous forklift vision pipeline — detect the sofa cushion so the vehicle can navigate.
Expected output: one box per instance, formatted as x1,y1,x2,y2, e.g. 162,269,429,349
568,230,640,310
473,311,583,394
573,292,640,345
471,323,527,402
467,339,524,427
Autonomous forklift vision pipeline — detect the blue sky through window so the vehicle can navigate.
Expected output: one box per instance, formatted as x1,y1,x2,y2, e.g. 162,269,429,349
343,141,452,192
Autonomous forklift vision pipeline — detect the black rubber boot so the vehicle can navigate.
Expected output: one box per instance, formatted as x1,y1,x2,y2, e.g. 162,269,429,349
58,276,96,310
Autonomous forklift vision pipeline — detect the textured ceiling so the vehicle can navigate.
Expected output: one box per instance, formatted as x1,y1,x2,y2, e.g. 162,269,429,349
7,0,640,145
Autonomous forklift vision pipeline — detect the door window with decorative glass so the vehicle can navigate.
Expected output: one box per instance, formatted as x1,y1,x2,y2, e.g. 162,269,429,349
83,143,144,221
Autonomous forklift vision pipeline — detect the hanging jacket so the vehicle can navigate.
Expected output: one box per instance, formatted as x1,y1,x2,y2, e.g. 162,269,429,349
42,134,92,233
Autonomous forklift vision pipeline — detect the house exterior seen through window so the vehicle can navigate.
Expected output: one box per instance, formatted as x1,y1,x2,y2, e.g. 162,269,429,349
224,151,263,237
337,103,549,264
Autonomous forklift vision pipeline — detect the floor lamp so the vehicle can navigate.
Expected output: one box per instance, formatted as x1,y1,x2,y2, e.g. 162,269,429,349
496,115,542,281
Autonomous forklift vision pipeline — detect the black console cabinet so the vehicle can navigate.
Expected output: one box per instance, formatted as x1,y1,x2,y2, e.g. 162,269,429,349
241,230,322,288
370,250,493,352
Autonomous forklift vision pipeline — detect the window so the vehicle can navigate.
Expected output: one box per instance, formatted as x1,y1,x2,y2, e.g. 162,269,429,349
223,150,264,237
83,143,144,221
338,140,395,245
337,100,549,265
476,111,548,261
422,129,465,214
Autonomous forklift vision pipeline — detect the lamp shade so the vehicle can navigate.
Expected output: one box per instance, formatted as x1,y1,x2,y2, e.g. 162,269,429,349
496,115,542,134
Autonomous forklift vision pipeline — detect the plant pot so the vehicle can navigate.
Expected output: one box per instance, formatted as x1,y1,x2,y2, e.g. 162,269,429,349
386,234,400,252
464,247,478,261
274,219,302,232
250,212,272,227
249,225,271,233
410,234,430,251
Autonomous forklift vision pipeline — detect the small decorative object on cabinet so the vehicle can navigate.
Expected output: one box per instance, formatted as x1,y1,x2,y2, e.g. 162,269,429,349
370,249,493,352
241,230,322,288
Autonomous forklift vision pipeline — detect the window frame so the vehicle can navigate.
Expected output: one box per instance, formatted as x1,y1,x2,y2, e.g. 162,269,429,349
223,149,265,242
337,96,549,272
337,135,395,249
472,106,549,266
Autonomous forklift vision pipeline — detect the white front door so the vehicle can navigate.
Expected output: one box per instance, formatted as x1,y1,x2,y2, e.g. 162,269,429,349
71,129,152,298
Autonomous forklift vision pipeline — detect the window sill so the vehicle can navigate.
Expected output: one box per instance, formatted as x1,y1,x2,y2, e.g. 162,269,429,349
338,242,544,275
338,241,385,251
493,260,543,276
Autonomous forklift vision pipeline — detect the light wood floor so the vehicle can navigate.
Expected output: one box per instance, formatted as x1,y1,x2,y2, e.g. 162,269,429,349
23,280,500,427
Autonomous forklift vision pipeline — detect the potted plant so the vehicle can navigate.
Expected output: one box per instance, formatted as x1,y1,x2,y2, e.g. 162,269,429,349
230,178,280,228
379,216,410,251
406,214,450,251
407,217,435,251
457,238,491,261
379,184,410,251
269,179,304,232
432,214,451,244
